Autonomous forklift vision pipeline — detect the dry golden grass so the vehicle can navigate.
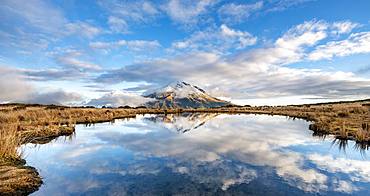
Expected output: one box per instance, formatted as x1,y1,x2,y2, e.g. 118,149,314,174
0,113,22,160
0,164,42,195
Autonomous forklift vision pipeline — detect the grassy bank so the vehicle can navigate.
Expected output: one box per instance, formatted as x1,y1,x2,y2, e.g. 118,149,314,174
0,100,369,194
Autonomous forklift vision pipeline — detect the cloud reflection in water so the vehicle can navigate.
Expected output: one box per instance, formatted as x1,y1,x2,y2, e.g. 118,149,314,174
23,113,370,195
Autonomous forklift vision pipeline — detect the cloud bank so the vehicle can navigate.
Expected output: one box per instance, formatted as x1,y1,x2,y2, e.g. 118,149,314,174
87,91,154,107
97,20,370,101
0,66,82,105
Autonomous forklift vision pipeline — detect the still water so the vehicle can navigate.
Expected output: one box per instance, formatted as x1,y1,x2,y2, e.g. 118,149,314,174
23,113,370,195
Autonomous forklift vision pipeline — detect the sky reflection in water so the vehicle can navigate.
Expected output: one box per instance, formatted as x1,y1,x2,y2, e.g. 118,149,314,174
23,113,370,195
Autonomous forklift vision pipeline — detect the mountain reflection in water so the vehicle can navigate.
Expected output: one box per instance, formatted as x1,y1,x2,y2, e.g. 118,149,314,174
23,113,370,195
144,112,219,133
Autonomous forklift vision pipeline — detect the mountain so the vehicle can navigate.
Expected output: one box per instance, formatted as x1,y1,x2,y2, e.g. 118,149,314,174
144,81,232,108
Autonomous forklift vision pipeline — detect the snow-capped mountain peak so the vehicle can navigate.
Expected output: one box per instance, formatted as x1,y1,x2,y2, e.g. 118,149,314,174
154,81,207,98
144,81,232,108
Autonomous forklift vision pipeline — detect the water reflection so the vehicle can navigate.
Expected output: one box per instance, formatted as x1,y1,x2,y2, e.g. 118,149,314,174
144,112,219,133
23,113,370,195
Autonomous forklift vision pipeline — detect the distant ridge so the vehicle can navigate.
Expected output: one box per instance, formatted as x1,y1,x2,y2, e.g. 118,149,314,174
144,81,232,108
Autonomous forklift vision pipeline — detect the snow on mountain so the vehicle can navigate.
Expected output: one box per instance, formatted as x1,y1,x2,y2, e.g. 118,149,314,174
148,81,207,98
144,81,232,108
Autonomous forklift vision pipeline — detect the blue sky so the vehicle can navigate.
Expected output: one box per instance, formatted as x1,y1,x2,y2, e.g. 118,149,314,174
1,0,370,105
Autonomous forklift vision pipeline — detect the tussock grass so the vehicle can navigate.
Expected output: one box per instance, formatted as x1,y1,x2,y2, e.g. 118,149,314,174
0,124,20,160
0,164,42,195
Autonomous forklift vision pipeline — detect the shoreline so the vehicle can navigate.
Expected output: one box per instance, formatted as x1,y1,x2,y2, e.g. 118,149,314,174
0,100,369,194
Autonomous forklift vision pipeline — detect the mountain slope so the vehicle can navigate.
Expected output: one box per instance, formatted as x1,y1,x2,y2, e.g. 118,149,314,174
144,81,232,108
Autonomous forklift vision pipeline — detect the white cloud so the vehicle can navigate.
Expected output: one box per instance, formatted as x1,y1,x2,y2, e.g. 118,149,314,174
308,153,370,183
99,0,160,25
308,153,370,193
89,42,113,50
0,66,82,104
163,0,217,25
276,20,328,49
65,22,101,38
142,1,160,15
171,24,256,52
0,0,101,60
230,95,367,106
108,16,129,34
56,51,101,71
97,0,316,30
62,145,105,159
0,66,33,102
90,39,161,52
87,90,154,107
218,1,263,23
124,40,162,51
308,32,370,61
331,21,359,35
26,90,83,105
0,0,67,34
0,29,50,52
220,24,257,48
0,0,101,38
238,20,329,69
21,68,86,81
266,0,316,12
332,179,359,193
